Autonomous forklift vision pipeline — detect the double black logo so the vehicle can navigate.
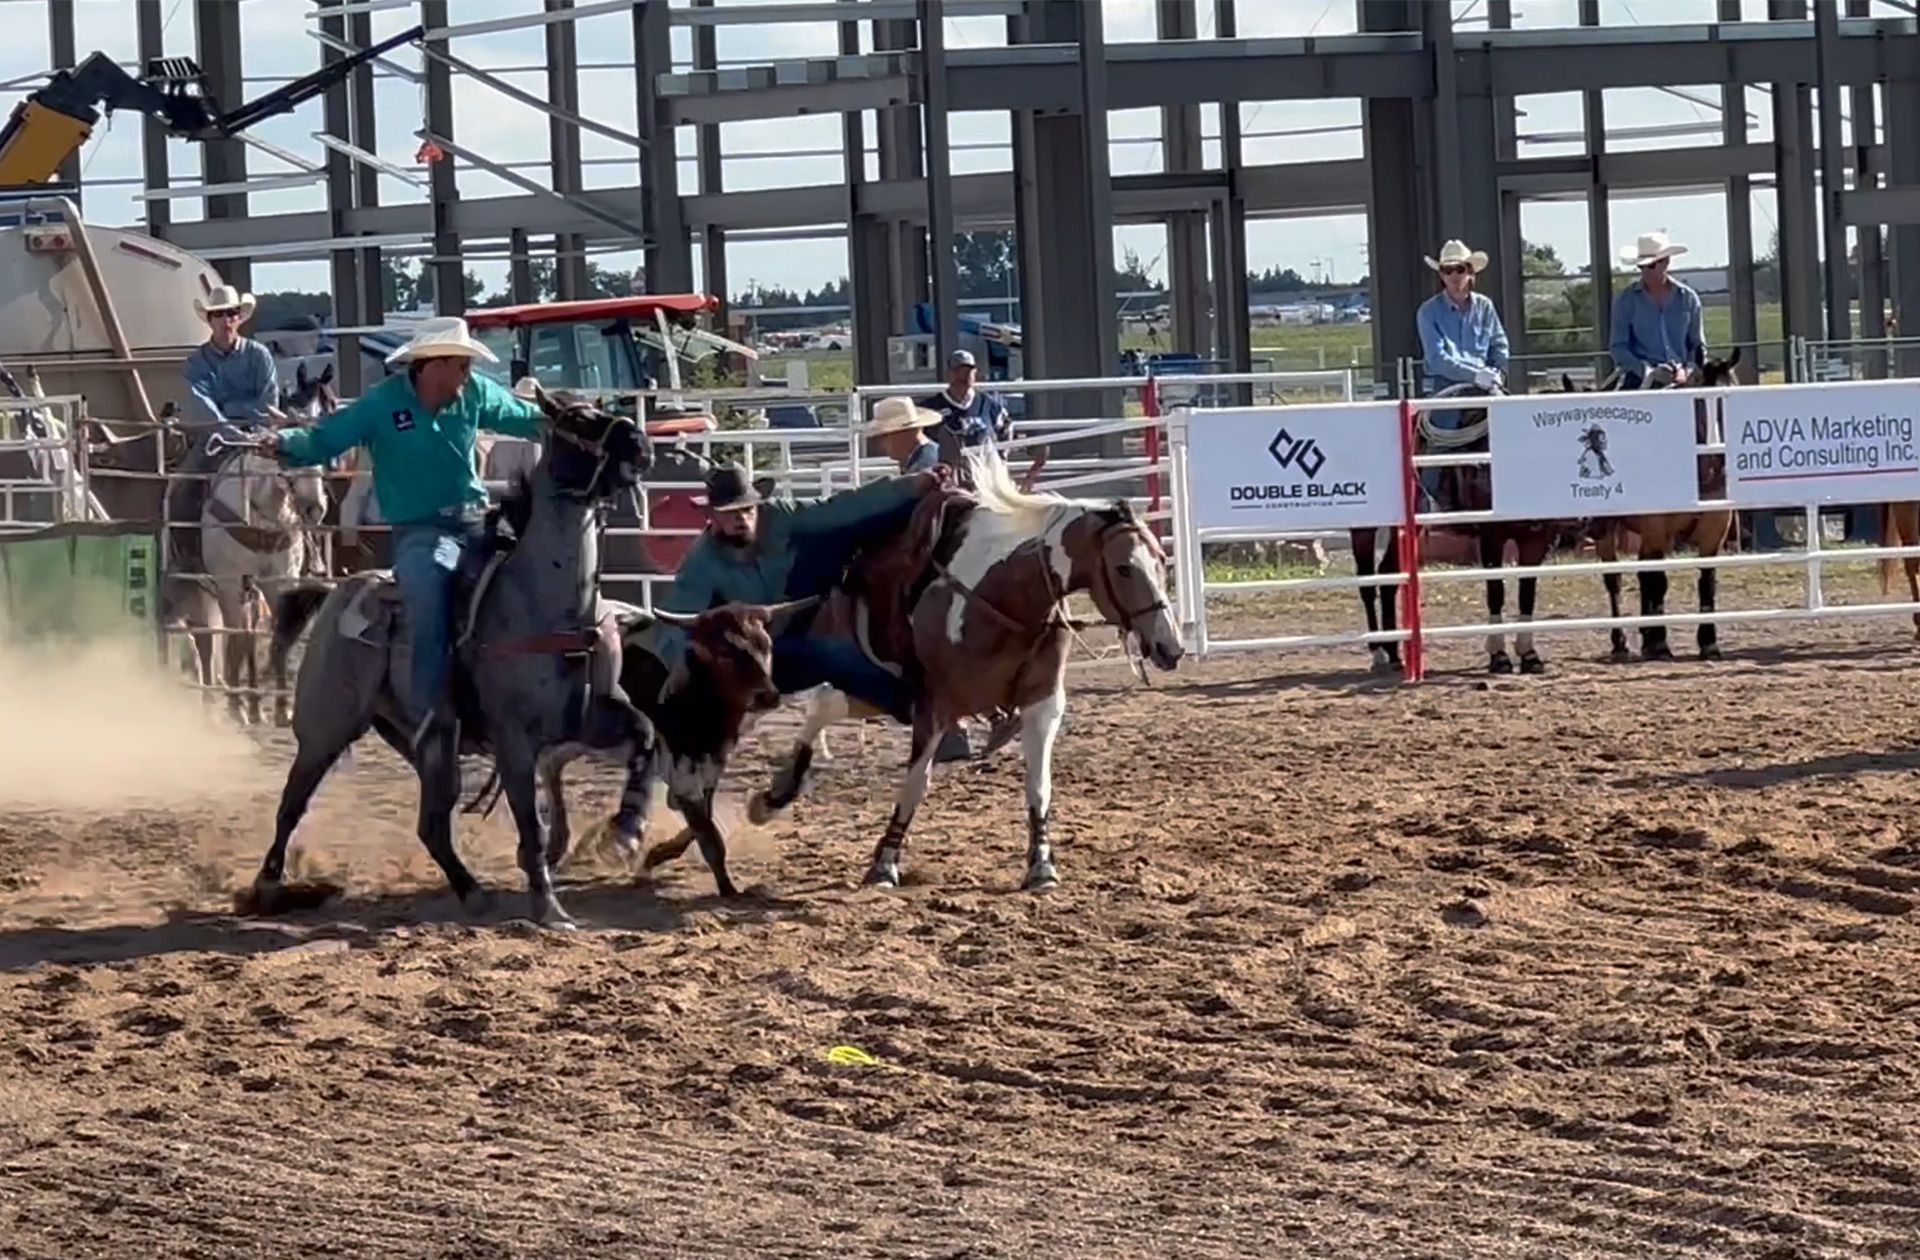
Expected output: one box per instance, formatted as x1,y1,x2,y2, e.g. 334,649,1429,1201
1267,428,1327,480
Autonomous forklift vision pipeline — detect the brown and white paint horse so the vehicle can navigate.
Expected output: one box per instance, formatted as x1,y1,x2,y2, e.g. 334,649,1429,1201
743,447,1184,891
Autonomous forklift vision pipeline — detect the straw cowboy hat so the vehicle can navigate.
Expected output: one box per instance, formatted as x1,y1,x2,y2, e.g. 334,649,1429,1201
1423,240,1489,273
1620,230,1689,267
863,394,944,438
193,284,256,321
383,315,500,367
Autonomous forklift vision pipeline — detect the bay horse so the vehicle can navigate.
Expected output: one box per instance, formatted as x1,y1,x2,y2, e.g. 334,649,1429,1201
1414,382,1564,675
1879,502,1920,640
250,384,656,928
710,445,1184,892
1563,349,1742,661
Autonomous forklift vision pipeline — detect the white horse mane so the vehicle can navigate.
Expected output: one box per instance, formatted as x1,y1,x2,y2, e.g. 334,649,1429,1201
961,444,1073,531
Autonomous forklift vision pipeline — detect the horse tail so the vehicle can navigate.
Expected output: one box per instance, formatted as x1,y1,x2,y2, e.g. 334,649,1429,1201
270,584,330,683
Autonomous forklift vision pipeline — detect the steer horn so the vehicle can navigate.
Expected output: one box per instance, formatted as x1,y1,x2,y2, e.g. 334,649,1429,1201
751,596,821,621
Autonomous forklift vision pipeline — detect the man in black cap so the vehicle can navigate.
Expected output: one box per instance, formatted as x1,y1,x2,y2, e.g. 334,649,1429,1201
639,460,948,722
921,349,1011,460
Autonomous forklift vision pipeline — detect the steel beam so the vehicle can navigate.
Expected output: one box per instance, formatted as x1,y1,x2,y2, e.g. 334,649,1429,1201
197,0,251,292
1720,0,1759,361
637,0,694,293
1851,0,1886,347
1579,0,1612,358
1772,0,1823,342
546,0,587,299
698,0,729,320
47,0,79,198
1887,75,1920,374
509,228,535,306
419,0,462,314
874,19,927,335
1816,0,1852,341
1361,0,1433,391
1215,0,1251,375
919,0,959,365
320,0,367,397
135,0,169,240
1487,0,1524,370
838,0,887,380
1159,0,1211,355
350,8,383,328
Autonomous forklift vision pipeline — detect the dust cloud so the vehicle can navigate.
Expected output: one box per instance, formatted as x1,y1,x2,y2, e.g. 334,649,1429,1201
0,636,270,809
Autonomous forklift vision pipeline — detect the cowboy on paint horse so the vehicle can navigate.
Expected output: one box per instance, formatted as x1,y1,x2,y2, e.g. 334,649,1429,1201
637,456,951,726
1610,231,1707,390
165,285,283,565
1415,238,1511,507
257,317,547,746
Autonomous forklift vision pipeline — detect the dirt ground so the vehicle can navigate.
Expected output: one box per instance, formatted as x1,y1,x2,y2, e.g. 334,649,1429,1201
4,558,1920,1259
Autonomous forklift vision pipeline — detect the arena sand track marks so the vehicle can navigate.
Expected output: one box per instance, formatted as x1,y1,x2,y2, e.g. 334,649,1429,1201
2,588,1920,1257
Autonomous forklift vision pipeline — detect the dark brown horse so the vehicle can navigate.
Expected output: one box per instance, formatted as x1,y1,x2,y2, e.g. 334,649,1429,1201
1412,383,1563,675
1562,348,1743,661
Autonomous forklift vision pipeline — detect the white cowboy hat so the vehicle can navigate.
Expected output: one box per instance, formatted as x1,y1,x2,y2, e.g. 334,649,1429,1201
1621,231,1689,267
194,284,256,320
1423,240,1489,274
863,394,944,438
383,315,499,367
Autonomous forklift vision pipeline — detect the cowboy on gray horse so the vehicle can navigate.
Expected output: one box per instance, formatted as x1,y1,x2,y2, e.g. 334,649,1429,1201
1415,238,1511,505
165,285,282,566
258,317,546,747
1610,231,1705,389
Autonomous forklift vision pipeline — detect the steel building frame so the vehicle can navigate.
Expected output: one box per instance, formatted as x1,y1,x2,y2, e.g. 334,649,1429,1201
35,0,1920,391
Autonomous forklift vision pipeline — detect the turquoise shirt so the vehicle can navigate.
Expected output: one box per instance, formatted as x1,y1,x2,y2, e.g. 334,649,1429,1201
643,474,926,667
274,372,543,526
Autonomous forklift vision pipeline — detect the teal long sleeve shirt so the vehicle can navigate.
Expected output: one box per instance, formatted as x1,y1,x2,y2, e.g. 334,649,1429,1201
273,372,543,526
645,473,928,667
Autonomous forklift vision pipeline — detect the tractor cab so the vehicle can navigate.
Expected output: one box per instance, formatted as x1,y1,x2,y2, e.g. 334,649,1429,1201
463,294,757,580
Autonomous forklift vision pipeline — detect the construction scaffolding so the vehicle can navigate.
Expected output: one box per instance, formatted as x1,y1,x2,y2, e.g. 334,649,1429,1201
17,0,1920,394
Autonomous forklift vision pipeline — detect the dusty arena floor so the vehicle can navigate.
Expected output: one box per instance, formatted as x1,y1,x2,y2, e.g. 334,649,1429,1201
4,558,1920,1258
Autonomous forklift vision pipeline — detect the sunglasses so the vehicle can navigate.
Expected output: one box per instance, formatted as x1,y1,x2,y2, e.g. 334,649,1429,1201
1440,265,1471,276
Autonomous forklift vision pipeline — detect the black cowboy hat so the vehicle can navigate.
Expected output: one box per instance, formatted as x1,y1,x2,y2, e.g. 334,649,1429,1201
694,463,762,512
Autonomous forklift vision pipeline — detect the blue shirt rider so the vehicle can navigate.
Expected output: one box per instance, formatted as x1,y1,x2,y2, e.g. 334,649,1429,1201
165,286,282,566
260,316,546,746
1415,239,1510,505
921,349,1011,456
1610,231,1706,389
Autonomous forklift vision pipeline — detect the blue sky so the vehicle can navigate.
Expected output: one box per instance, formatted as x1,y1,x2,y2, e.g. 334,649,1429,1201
0,0,1888,302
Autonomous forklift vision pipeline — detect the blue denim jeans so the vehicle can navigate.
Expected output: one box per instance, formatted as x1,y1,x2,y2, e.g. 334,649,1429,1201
392,519,483,724
772,630,912,724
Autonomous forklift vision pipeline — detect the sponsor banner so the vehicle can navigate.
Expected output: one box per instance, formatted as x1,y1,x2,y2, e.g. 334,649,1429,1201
1725,383,1920,507
1488,392,1702,519
1184,403,1403,532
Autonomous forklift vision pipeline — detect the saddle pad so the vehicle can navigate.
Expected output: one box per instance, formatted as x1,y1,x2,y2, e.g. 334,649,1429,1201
336,574,398,645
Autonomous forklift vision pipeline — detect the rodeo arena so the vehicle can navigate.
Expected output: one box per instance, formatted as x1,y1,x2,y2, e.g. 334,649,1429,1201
14,0,1920,1255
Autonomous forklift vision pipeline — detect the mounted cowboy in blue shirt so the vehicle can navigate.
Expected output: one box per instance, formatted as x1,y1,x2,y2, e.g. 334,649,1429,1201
165,284,282,569
1610,231,1706,389
1414,239,1511,506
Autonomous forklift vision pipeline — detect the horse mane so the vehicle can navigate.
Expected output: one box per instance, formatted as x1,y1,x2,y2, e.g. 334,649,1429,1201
962,444,1068,527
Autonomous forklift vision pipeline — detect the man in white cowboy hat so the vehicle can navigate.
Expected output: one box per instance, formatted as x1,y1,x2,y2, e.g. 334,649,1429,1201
864,394,945,475
183,283,278,430
1610,230,1705,388
165,283,284,563
258,315,545,743
1415,239,1510,397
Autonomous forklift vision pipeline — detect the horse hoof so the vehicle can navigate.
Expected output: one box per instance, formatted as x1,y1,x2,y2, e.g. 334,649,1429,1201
1488,652,1514,675
458,885,495,917
1520,652,1546,675
1609,646,1632,664
1644,646,1675,662
862,862,902,889
1023,862,1060,892
1699,645,1722,662
531,896,576,929
746,790,782,826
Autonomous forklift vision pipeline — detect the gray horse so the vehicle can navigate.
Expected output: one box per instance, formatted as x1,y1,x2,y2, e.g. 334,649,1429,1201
251,384,658,928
